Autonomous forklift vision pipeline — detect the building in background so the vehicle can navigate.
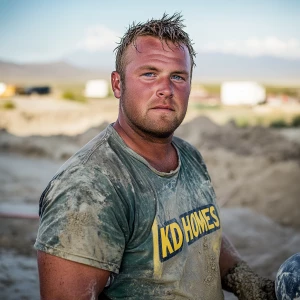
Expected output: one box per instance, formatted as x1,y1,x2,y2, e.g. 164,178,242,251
0,82,16,98
221,81,266,106
84,80,109,99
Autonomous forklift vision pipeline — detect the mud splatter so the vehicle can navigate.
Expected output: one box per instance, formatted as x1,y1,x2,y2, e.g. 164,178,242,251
222,261,276,300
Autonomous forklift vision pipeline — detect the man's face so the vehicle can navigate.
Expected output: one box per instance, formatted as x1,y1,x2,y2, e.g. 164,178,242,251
113,36,192,139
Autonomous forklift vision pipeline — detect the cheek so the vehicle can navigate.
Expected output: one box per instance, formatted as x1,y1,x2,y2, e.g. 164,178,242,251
122,86,144,113
176,86,190,101
124,81,152,103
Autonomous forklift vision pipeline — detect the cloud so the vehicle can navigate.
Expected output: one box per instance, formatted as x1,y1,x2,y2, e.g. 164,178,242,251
77,25,120,52
199,37,300,59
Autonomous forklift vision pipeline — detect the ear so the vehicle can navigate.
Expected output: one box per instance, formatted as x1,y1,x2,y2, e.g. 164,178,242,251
111,71,121,99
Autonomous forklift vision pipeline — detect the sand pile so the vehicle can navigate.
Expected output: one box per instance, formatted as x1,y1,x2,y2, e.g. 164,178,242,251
0,122,109,160
175,116,300,161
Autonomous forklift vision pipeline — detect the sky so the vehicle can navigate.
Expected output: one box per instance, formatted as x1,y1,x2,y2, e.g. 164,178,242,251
0,0,300,63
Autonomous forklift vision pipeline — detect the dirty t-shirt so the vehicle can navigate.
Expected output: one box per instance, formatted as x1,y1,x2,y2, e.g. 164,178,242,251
34,124,223,300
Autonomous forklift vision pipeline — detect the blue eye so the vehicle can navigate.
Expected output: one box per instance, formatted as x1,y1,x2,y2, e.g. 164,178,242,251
143,73,155,77
172,75,184,81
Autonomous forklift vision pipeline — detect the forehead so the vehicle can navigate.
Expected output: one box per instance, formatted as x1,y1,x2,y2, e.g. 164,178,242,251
124,36,191,70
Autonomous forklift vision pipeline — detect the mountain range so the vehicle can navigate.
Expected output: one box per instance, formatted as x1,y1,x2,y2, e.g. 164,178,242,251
0,60,108,84
0,51,300,85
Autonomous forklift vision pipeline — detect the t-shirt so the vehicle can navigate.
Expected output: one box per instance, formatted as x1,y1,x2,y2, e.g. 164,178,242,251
34,124,224,300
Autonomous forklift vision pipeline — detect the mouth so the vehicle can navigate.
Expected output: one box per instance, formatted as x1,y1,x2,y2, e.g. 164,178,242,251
151,105,175,111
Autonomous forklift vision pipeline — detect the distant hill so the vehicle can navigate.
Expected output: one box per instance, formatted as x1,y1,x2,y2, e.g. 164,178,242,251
194,52,300,85
0,60,109,84
1,51,300,85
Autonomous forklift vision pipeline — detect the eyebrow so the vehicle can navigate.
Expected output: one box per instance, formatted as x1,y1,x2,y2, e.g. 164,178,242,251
137,65,189,75
137,65,160,72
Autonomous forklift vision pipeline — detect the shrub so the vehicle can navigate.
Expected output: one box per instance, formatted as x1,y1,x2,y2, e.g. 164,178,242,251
234,117,250,128
291,115,300,127
62,90,86,103
270,119,288,128
192,103,221,110
2,100,15,110
62,91,75,100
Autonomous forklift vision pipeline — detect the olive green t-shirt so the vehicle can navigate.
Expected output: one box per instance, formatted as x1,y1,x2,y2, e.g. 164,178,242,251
34,124,223,300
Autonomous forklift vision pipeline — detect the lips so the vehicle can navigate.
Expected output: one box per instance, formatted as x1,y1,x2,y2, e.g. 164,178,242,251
151,105,175,111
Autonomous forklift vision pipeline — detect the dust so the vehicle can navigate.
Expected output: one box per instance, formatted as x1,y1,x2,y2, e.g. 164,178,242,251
84,279,98,300
203,237,219,286
58,203,100,251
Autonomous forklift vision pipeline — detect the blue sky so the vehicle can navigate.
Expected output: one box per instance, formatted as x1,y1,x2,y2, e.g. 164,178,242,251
0,0,300,63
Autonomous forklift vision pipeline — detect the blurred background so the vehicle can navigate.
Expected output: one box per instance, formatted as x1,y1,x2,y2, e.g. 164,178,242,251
0,1,299,299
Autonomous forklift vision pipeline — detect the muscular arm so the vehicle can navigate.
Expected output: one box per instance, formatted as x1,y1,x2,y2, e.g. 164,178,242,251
37,251,111,300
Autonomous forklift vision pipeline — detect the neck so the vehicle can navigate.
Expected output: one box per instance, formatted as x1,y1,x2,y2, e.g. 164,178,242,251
113,119,178,173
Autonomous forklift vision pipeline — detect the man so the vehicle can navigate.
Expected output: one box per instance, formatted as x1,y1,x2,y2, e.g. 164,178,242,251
35,13,276,299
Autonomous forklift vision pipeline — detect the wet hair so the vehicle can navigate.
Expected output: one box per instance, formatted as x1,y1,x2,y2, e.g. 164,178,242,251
114,12,196,81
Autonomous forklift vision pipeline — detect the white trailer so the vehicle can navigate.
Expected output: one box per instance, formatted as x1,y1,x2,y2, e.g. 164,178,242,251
84,79,109,98
221,81,266,106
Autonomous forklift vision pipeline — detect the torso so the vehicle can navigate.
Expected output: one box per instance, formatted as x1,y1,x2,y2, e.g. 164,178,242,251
35,125,224,300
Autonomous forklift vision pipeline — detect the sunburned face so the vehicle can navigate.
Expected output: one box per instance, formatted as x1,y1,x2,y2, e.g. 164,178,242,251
112,36,192,139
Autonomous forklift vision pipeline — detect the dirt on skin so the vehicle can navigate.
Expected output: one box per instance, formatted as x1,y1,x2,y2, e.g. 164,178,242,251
1,99,300,299
222,261,276,300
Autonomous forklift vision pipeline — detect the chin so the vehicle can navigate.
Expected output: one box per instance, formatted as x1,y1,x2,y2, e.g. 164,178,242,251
140,124,180,139
128,114,184,139
150,130,174,139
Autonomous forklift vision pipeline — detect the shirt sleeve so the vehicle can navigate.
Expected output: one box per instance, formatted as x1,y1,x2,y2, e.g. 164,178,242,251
34,165,129,274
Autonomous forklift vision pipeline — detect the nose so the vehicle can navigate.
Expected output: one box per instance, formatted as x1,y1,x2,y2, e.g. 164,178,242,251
156,77,173,98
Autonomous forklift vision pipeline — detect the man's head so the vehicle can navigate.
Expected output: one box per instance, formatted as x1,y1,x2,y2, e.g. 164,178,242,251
114,13,196,82
111,13,195,140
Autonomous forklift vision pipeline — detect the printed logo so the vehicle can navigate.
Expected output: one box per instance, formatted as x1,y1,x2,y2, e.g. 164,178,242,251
157,204,220,262
158,219,184,261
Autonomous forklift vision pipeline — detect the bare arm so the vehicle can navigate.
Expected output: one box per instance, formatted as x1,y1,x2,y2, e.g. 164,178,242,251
219,233,242,279
37,251,111,300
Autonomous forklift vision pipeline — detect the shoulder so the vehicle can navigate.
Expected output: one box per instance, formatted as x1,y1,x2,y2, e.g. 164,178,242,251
38,124,145,218
39,125,132,214
58,125,114,172
53,124,128,181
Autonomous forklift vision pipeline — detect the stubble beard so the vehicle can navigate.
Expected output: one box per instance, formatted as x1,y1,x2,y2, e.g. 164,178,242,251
120,87,186,139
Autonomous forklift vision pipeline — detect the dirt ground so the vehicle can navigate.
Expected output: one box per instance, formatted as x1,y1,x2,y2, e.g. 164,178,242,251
0,96,300,299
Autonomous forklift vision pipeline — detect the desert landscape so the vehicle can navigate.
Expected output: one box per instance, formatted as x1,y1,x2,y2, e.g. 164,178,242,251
0,96,300,300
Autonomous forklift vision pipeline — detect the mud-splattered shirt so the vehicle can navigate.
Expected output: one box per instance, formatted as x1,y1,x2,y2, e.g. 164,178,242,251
34,124,224,300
